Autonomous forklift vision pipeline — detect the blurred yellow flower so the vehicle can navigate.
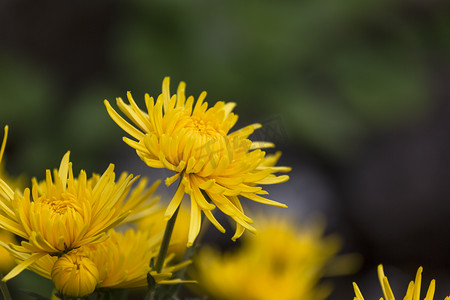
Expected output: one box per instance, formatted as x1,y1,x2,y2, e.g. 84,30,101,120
136,204,190,261
105,77,290,246
0,229,15,274
192,215,354,300
353,265,450,300
0,151,159,281
6,228,190,295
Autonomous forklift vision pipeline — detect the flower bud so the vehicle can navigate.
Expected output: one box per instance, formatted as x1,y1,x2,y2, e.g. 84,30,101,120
51,252,99,297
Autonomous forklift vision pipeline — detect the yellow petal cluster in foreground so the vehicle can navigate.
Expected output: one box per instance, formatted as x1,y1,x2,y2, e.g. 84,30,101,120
5,228,190,297
0,151,159,281
105,77,290,246
353,265,450,300
192,215,353,300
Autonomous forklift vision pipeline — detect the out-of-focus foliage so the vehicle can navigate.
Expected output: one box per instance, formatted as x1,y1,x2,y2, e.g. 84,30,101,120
111,0,445,159
1,0,448,171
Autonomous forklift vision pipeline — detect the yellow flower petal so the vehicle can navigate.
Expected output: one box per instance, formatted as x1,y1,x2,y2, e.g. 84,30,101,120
2,252,46,282
0,126,8,165
353,282,364,300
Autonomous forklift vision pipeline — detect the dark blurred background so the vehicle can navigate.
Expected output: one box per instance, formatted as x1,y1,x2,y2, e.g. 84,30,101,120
1,0,449,298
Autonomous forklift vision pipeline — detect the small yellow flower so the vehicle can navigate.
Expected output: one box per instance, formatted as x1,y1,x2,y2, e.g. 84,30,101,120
105,77,290,246
4,228,190,291
0,151,159,281
353,265,450,300
51,252,99,298
192,215,353,300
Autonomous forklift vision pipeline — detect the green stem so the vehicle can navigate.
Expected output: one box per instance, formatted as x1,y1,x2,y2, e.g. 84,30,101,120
155,205,180,273
144,291,154,300
155,176,185,273
0,273,12,300
145,179,184,300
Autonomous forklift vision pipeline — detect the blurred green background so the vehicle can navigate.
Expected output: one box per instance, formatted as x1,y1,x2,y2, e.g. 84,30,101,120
1,0,450,299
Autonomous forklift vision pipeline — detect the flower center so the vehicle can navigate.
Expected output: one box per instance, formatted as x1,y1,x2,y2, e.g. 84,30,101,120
185,117,230,162
188,116,223,137
42,193,81,215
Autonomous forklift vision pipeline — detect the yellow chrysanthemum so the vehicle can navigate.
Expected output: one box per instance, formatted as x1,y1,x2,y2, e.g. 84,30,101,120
5,228,190,294
136,204,190,261
0,151,159,281
105,77,290,245
192,215,356,300
353,265,450,300
51,251,99,298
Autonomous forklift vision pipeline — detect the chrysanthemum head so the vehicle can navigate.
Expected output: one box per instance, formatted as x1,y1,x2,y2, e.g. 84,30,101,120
11,152,126,254
0,150,160,281
105,77,291,246
105,77,239,176
51,251,99,298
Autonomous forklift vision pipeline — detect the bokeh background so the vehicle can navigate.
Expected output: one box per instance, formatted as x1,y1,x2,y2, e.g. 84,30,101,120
1,0,450,298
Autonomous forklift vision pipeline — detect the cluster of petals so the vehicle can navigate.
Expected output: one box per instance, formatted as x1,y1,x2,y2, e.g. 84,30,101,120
51,252,99,297
353,265,450,300
0,150,159,281
105,77,290,246
5,228,190,297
